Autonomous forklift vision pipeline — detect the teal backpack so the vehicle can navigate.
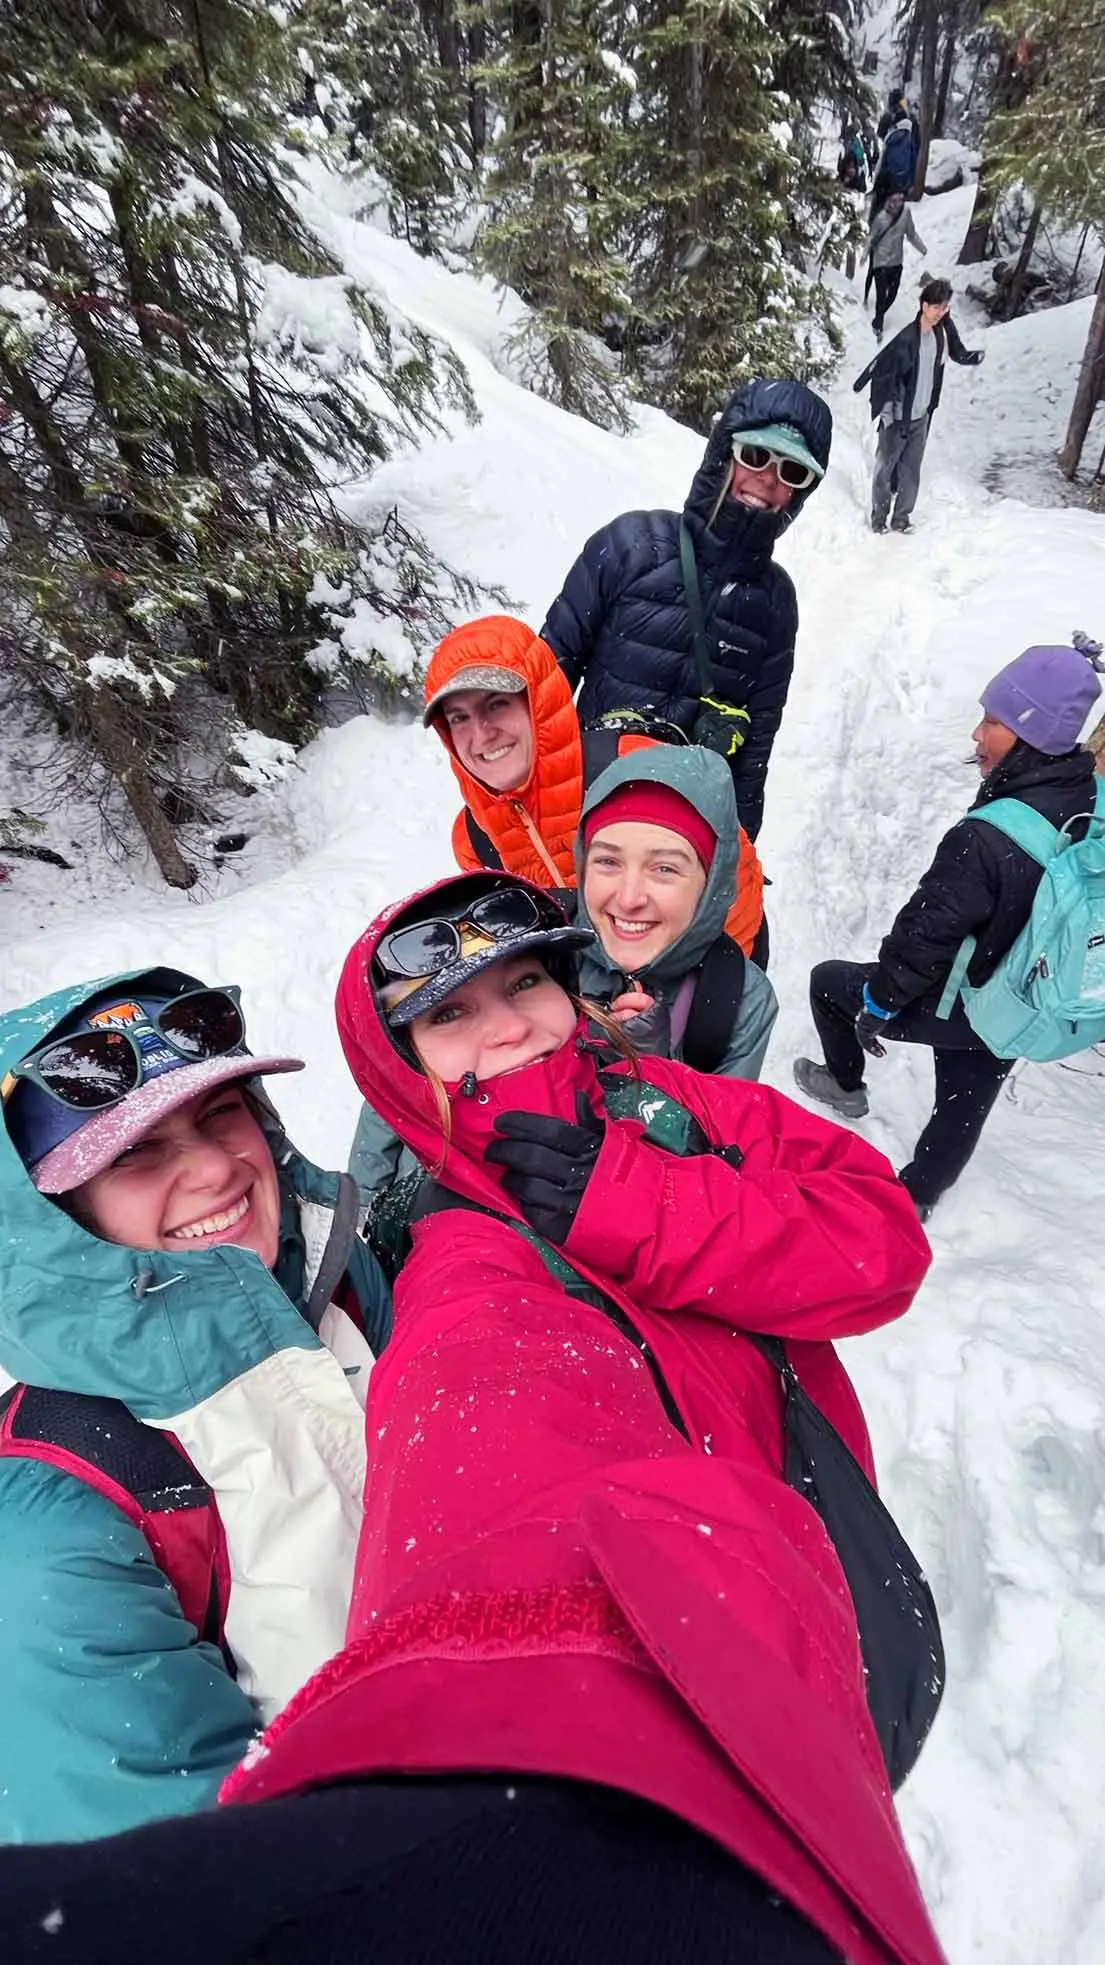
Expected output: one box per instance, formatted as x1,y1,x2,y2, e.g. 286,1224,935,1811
936,776,1105,1061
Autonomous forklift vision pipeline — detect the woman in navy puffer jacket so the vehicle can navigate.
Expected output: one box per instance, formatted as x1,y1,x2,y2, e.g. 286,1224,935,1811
541,378,832,841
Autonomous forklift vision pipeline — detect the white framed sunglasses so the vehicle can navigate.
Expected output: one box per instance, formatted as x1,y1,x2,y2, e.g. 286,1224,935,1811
731,441,818,491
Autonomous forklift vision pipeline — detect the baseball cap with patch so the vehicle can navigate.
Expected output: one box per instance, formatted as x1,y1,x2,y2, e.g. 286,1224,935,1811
730,421,825,479
422,665,528,728
4,975,303,1195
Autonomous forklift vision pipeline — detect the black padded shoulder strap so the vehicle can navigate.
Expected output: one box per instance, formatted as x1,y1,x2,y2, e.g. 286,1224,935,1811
465,808,504,871
1,1384,207,1510
681,935,746,1075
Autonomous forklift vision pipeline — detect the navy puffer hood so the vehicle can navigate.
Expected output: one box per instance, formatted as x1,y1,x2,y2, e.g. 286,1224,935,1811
684,377,833,556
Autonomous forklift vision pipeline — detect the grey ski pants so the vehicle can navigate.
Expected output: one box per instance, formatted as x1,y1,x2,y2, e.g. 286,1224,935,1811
872,414,929,527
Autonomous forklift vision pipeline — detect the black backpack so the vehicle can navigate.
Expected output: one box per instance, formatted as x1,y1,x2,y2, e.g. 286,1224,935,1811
414,1068,945,1792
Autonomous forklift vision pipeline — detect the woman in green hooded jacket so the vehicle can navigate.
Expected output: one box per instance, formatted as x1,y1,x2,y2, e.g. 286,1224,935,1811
572,745,778,1079
0,966,390,1845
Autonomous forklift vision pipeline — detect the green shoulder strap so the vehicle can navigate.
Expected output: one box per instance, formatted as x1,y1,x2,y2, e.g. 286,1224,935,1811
678,518,716,697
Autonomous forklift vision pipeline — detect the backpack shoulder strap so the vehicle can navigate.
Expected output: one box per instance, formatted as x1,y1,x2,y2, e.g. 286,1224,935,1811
0,1384,227,1653
681,936,747,1074
964,796,1061,869
678,518,716,696
464,808,504,871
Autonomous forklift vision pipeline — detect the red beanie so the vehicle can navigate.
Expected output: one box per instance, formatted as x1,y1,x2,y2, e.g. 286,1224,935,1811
582,783,716,869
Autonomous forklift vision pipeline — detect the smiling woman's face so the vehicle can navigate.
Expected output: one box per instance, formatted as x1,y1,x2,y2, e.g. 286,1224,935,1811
409,956,577,1084
441,689,533,793
70,1084,280,1266
583,821,707,972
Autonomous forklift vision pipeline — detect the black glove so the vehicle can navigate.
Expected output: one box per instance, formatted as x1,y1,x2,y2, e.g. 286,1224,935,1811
485,1091,603,1245
854,984,898,1059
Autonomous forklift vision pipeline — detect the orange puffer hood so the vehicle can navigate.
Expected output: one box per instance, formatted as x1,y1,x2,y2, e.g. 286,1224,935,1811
425,616,583,888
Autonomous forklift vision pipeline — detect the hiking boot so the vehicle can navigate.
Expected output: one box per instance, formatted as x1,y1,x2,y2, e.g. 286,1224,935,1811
871,516,888,534
792,1057,870,1119
890,515,913,534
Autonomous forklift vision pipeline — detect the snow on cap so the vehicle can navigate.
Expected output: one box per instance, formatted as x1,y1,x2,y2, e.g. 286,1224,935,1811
422,666,528,728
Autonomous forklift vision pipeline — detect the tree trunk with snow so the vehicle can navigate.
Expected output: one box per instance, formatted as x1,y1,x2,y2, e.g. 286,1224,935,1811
1059,261,1105,479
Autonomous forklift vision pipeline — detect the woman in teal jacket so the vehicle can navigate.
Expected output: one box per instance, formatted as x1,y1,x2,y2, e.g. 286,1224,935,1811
573,744,778,1079
0,966,390,1844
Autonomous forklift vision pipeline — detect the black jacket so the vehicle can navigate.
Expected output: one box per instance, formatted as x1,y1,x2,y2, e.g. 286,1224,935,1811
540,378,833,840
869,743,1100,1015
854,313,982,424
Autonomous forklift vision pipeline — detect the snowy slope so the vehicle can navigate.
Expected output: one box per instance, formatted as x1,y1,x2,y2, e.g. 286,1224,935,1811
3,164,1105,1960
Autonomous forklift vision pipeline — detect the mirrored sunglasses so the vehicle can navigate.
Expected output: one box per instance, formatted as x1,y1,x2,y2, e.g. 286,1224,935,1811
9,987,246,1113
732,441,818,490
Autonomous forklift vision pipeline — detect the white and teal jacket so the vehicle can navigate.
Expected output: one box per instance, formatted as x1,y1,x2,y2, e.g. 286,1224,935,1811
0,973,391,1845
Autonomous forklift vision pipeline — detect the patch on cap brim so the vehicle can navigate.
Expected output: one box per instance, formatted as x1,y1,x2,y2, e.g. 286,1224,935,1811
730,421,824,479
422,666,528,728
31,1054,305,1195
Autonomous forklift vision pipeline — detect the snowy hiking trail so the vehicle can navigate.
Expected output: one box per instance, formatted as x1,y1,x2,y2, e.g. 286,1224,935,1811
3,166,1105,1960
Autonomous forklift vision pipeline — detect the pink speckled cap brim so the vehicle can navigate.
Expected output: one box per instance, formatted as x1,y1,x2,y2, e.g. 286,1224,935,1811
31,1054,305,1195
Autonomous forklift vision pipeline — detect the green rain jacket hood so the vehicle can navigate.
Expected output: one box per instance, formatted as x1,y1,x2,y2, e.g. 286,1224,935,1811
573,745,739,994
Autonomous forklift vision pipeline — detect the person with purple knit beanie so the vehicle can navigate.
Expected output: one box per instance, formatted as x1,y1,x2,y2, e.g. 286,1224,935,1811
793,634,1103,1219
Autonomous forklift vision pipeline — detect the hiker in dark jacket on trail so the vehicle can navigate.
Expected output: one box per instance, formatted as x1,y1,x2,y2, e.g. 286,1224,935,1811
541,377,833,843
794,642,1103,1219
855,276,984,534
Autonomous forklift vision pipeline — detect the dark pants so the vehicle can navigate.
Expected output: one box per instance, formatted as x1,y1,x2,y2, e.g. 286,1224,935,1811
871,264,902,332
871,414,929,528
810,960,1014,1209
0,1776,842,1965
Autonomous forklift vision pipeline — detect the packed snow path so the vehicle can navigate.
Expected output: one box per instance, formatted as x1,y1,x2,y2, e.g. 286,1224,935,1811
2,166,1104,1961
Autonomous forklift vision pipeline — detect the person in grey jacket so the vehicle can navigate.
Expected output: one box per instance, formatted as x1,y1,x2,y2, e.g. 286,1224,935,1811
572,744,778,1081
866,191,927,339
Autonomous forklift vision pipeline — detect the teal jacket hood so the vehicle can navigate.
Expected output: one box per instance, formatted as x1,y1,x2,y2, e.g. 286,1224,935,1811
572,746,739,991
0,968,388,1411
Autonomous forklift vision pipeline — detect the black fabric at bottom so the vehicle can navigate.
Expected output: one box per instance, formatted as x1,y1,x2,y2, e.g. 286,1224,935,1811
0,1775,843,1965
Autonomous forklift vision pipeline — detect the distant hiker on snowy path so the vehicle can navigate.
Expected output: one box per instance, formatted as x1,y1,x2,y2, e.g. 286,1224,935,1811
872,89,920,207
794,639,1105,1220
0,970,390,1843
540,377,833,843
854,277,984,534
866,190,927,338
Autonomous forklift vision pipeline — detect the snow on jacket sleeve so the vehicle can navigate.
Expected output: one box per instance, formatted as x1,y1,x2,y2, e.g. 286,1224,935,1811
728,572,796,841
564,1073,930,1339
867,820,1003,1012
540,523,618,695
709,960,778,1083
0,1459,257,1844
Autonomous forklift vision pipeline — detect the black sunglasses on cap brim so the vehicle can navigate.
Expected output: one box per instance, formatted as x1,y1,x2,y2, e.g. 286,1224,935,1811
374,888,592,1029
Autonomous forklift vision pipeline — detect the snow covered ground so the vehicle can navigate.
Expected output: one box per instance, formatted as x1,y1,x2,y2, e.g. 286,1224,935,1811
3,166,1105,1959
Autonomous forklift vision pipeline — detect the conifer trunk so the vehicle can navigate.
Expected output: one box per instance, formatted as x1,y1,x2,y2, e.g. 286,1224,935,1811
1059,262,1105,480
